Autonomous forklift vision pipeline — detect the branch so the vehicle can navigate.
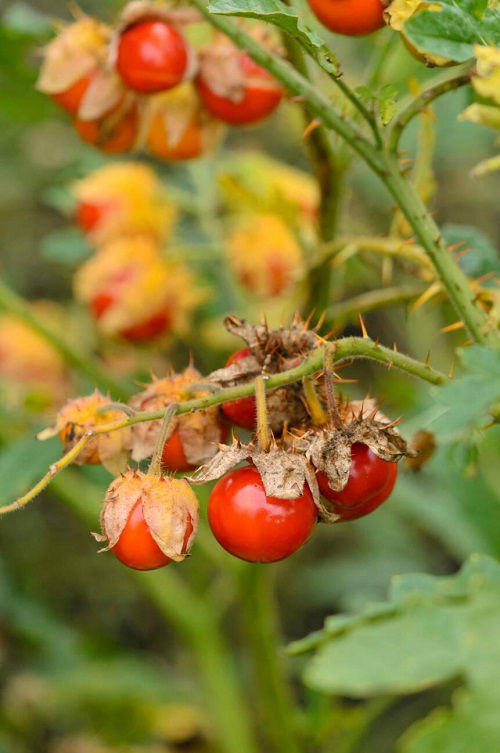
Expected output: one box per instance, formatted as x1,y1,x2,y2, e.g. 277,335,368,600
327,284,427,324
386,60,474,156
1,336,448,516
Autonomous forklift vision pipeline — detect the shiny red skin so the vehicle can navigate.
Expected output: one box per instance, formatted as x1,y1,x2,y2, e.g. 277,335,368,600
220,348,256,431
208,466,317,563
52,72,93,114
307,0,386,36
317,442,398,520
116,20,188,93
76,199,115,233
112,497,193,570
197,53,282,126
90,293,171,342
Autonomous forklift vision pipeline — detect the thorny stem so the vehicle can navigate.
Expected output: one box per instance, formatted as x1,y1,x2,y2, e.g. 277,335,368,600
255,375,271,451
186,5,495,344
2,336,448,515
147,403,179,477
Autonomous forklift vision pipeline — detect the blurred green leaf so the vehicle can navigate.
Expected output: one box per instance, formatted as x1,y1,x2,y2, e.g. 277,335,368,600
40,228,91,264
428,346,500,441
0,436,60,506
442,224,499,277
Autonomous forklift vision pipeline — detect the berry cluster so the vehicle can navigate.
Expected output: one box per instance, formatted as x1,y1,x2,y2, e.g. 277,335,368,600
71,162,202,342
42,317,412,570
37,3,284,159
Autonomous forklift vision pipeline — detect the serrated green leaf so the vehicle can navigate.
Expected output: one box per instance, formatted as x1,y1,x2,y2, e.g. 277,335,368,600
300,554,500,710
208,0,324,50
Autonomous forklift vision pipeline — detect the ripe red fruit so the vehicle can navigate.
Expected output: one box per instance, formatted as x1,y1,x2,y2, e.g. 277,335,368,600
317,442,398,520
220,347,257,431
208,466,316,562
307,0,386,36
112,497,193,570
197,53,282,126
116,20,188,94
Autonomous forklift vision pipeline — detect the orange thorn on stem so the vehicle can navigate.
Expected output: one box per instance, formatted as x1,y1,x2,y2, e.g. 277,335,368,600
425,350,431,367
302,119,321,140
359,313,369,338
440,321,465,334
448,360,455,379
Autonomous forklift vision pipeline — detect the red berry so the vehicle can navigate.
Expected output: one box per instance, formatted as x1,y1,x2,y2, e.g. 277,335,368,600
116,20,188,94
208,466,316,563
112,497,193,570
90,293,172,343
52,71,94,114
317,442,398,520
307,0,386,36
197,53,282,126
220,348,256,431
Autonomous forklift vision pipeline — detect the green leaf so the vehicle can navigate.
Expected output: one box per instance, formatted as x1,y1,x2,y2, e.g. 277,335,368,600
428,346,500,440
296,555,500,751
208,0,325,51
0,435,60,506
404,0,500,62
442,224,499,277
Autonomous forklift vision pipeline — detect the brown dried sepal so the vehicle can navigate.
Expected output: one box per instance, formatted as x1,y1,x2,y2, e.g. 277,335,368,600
99,470,198,561
199,32,282,103
37,391,131,474
129,366,223,466
303,399,414,492
193,440,339,523
207,315,322,432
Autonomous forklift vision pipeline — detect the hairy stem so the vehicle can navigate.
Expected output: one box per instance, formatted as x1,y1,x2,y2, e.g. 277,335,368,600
327,284,427,324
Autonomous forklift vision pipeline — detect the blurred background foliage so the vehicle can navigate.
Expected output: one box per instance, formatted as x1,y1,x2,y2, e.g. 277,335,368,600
0,1,499,752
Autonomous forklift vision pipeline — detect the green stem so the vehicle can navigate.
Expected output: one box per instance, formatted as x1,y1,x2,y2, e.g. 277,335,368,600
327,284,426,324
385,60,474,156
239,565,302,753
0,278,131,399
51,470,259,753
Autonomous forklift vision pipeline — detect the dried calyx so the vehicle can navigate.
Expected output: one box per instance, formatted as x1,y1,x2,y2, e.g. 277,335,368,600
193,398,414,523
207,315,324,432
96,469,198,560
